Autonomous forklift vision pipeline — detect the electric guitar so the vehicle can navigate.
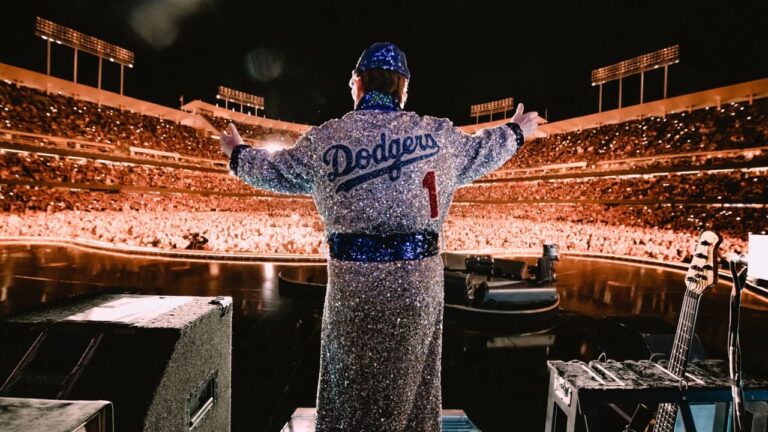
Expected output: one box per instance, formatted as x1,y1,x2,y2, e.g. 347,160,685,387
653,230,722,431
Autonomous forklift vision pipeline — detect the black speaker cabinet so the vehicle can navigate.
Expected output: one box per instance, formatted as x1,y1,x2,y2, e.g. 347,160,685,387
492,258,528,279
0,294,232,432
0,397,113,432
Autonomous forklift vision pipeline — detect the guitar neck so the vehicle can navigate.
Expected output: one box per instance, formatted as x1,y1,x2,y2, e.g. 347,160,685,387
668,290,702,376
654,230,720,432
654,290,703,432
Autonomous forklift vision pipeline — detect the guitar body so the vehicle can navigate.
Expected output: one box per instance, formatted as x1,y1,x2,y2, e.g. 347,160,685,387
653,230,722,432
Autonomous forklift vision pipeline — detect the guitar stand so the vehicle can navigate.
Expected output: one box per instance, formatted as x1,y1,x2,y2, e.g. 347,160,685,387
616,395,699,432
622,404,652,432
729,258,748,431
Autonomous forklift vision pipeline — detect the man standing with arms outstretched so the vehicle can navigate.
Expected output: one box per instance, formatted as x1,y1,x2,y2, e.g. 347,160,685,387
221,42,541,431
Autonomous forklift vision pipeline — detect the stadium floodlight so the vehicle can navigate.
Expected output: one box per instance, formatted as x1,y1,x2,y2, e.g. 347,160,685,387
591,45,679,112
217,86,265,114
470,97,514,123
591,45,678,85
35,17,135,94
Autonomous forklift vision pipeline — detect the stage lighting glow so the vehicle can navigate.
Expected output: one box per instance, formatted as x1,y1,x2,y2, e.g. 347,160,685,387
263,142,283,154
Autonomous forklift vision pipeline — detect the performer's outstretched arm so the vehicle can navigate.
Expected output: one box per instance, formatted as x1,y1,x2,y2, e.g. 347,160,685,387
453,122,525,185
221,123,315,194
452,103,541,185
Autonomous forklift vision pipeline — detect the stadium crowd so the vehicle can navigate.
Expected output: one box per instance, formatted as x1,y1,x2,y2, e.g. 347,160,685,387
4,82,767,171
0,151,257,194
0,81,306,161
483,148,768,181
0,186,321,253
448,202,759,256
498,99,768,170
1,82,766,262
3,151,765,204
0,185,761,261
1,82,219,159
459,170,767,203
202,114,302,144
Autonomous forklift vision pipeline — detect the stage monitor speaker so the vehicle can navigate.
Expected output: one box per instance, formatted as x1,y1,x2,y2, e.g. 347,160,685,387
0,294,232,432
476,280,558,310
0,397,113,432
493,258,528,279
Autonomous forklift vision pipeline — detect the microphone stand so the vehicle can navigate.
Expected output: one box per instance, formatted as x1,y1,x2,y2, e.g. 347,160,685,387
728,257,748,431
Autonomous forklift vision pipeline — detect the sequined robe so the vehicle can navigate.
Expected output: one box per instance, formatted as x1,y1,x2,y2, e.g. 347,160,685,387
229,92,524,431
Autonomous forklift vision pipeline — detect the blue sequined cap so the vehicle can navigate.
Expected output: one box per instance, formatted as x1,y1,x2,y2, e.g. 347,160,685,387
354,42,410,79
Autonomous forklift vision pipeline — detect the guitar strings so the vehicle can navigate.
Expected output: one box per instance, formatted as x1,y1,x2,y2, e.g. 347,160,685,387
657,254,707,431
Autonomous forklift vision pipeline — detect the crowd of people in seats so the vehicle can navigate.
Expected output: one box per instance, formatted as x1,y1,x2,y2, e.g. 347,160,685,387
202,114,303,144
483,148,768,181
0,185,311,213
496,99,768,170
450,202,760,261
0,184,761,261
0,82,218,159
0,82,296,160
0,186,322,253
4,151,765,205
444,213,713,262
1,82,766,262
458,170,767,203
0,151,260,195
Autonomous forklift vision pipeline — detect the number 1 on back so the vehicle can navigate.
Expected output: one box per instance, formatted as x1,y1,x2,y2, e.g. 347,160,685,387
422,171,438,219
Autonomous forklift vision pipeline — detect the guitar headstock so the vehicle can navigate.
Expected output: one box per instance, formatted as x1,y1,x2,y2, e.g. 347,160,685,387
685,230,722,294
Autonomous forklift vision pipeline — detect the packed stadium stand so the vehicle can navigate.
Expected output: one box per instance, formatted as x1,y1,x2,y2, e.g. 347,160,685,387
202,113,302,144
501,98,768,169
4,151,764,204
0,81,222,159
0,65,766,261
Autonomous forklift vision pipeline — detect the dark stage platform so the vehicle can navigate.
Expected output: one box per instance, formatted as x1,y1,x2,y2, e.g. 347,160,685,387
1,243,767,431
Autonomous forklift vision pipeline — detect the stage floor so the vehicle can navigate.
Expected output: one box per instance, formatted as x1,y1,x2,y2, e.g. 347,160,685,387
1,243,767,431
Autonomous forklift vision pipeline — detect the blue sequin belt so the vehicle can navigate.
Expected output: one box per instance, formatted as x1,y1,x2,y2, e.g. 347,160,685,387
327,230,439,262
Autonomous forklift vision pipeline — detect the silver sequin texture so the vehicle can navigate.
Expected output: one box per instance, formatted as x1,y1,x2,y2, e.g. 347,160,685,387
233,109,523,430
318,256,443,430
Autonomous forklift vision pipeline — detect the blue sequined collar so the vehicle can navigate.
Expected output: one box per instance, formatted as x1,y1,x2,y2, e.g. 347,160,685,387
355,90,401,112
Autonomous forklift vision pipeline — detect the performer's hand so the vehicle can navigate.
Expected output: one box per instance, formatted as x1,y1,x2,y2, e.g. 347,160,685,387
511,103,546,140
220,123,243,157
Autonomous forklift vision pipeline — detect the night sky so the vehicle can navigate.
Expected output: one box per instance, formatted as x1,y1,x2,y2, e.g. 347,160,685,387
1,1,766,125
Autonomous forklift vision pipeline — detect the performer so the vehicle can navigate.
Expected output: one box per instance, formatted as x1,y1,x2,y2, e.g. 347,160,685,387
220,42,540,431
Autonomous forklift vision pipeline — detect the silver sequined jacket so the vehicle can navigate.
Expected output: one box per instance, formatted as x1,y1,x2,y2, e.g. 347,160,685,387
229,110,523,239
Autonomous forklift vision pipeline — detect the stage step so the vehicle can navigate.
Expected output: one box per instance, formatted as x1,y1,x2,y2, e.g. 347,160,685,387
281,407,481,431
